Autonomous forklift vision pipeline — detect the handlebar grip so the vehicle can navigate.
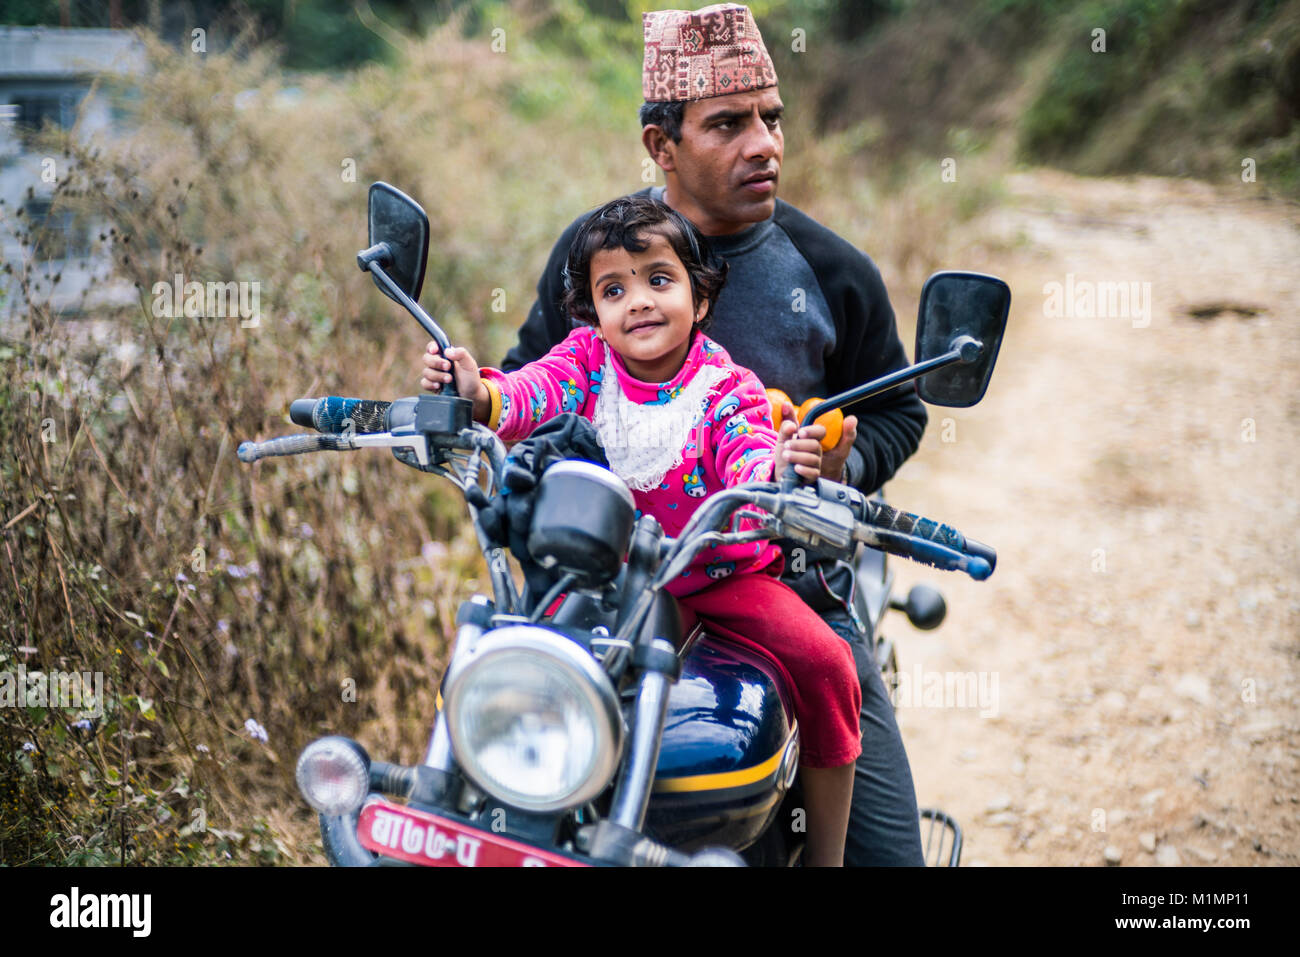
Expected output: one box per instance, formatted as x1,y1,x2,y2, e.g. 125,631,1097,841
237,433,348,463
861,502,995,579
290,397,393,435
865,500,966,551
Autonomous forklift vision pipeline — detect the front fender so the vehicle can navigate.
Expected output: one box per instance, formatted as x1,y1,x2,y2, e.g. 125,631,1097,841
319,811,378,867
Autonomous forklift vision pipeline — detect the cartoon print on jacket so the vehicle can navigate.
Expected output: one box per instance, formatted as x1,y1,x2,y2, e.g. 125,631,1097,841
713,392,741,423
529,381,547,423
706,560,736,580
683,464,707,498
723,412,754,442
728,446,769,477
648,382,684,406
561,377,584,412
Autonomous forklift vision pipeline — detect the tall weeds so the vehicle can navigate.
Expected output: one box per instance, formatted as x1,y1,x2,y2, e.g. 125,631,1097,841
0,15,638,865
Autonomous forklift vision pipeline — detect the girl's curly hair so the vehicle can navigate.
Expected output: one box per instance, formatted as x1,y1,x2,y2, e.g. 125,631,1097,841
561,194,728,332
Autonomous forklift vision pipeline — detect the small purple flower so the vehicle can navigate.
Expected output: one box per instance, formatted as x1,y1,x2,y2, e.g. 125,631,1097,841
196,743,210,753
71,719,92,731
21,741,36,752
298,523,314,539
175,570,189,583
244,718,268,743
226,559,261,580
216,619,230,634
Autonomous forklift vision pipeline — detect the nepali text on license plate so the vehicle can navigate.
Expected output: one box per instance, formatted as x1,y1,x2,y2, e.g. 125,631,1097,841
357,800,588,867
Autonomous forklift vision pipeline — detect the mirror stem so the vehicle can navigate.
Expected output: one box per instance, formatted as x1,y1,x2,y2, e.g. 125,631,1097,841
362,259,461,400
780,336,984,492
363,260,452,352
799,338,983,430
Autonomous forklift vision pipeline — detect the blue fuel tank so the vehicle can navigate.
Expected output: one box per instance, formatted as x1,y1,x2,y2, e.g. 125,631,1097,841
643,630,799,852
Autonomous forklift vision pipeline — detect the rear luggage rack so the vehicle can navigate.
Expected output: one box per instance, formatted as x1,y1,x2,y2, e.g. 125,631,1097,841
919,808,962,866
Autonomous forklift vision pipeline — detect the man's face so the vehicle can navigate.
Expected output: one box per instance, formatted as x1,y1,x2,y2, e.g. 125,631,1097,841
654,87,784,237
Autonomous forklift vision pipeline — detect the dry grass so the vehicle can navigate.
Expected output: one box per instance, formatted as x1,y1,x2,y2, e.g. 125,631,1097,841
0,16,639,865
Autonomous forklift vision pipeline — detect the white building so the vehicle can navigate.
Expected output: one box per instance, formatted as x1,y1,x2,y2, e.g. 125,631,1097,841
0,26,144,320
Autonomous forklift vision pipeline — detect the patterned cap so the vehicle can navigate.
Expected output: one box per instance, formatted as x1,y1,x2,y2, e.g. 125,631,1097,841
642,4,778,103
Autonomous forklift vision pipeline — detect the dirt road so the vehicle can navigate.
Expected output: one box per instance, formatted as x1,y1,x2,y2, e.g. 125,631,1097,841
886,170,1300,866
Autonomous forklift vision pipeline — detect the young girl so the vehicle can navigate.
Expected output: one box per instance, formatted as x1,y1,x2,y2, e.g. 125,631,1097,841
420,196,860,866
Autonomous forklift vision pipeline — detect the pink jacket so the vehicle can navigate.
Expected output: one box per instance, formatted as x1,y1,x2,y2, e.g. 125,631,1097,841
481,326,783,596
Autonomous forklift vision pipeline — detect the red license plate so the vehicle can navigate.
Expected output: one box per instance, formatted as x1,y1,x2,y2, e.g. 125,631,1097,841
357,799,590,867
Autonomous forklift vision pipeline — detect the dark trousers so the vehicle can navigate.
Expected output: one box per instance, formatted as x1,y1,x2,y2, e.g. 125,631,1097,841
821,608,926,866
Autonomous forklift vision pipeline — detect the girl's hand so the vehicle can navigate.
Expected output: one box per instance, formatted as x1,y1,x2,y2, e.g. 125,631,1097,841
776,413,824,482
420,341,490,422
780,400,857,482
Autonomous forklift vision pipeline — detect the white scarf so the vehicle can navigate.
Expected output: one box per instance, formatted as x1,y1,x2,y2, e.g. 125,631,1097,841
591,356,731,492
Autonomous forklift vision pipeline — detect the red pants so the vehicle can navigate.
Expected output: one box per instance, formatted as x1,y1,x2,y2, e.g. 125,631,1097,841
676,573,862,768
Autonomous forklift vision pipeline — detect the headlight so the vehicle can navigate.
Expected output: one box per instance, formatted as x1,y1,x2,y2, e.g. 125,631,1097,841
297,736,370,816
444,625,623,813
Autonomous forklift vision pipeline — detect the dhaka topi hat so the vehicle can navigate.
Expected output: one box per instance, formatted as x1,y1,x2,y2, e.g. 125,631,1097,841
642,4,778,103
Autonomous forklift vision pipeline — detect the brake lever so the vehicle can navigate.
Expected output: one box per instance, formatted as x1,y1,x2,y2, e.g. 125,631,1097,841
854,524,993,580
237,432,355,462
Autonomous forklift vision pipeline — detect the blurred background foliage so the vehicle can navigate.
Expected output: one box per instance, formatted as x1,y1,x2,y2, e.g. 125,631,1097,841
0,0,1296,864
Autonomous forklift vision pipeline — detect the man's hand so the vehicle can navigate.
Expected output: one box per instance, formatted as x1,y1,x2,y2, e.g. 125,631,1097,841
775,412,824,482
819,414,858,483
420,340,491,422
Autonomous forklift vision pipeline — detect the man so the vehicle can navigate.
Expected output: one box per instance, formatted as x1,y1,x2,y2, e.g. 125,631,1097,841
427,3,928,865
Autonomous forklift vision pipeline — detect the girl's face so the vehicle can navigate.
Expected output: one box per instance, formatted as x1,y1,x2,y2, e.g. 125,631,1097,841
588,231,708,383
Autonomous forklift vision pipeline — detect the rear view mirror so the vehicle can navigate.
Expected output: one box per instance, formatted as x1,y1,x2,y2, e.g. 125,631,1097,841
914,271,1010,407
367,182,429,305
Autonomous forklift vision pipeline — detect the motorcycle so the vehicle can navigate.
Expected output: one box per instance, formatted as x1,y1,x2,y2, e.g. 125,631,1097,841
237,182,1010,867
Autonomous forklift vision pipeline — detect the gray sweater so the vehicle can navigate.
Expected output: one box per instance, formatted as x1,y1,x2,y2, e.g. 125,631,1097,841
501,187,927,495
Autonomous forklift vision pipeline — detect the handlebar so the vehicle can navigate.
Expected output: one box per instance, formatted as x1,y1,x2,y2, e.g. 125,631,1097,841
238,394,400,463
650,479,995,588
241,397,995,590
242,394,479,465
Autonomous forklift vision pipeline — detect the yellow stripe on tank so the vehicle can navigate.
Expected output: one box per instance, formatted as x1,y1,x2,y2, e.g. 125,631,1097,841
651,725,797,794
